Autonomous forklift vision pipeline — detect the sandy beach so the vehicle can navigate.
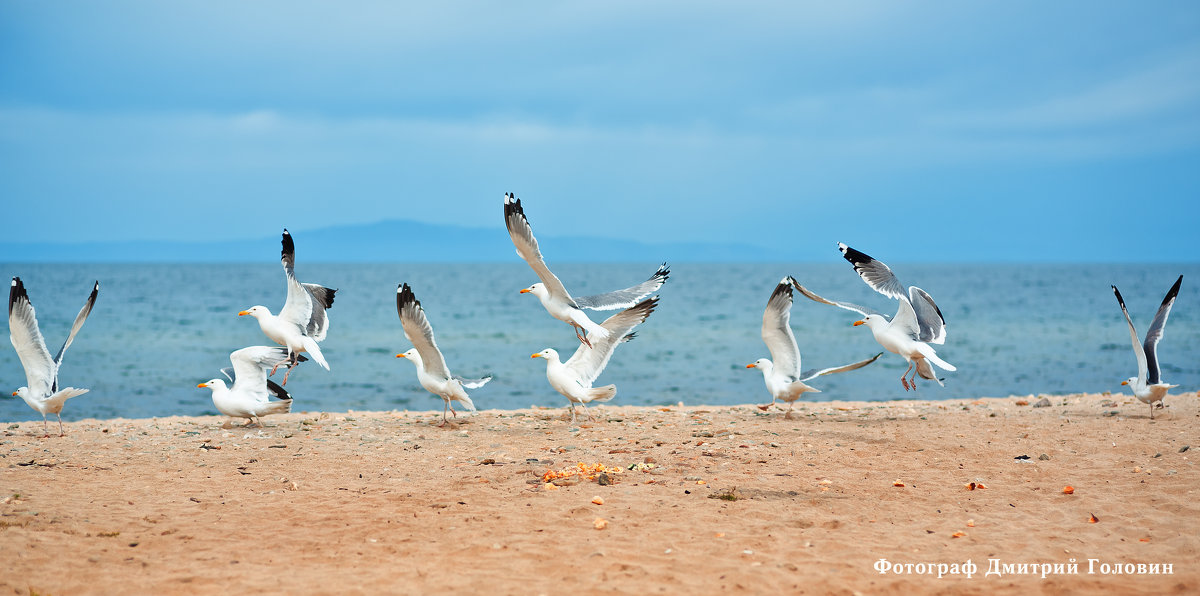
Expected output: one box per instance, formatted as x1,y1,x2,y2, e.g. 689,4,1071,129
2,392,1196,595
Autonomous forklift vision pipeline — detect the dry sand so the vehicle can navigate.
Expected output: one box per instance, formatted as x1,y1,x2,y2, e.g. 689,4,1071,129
2,393,1197,595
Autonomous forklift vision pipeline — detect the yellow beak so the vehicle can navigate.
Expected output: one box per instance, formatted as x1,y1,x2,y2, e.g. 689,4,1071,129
853,320,865,326
396,354,406,359
745,363,756,368
11,391,17,396
238,310,250,316
531,353,541,359
197,383,207,388
1121,380,1129,385
520,288,532,294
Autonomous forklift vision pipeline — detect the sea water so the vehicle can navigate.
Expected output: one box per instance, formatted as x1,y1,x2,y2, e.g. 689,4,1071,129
1,262,1197,421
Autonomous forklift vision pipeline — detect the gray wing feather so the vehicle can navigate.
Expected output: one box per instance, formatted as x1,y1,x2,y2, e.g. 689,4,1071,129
53,281,99,364
566,297,659,386
799,352,884,382
396,284,453,380
277,230,334,341
454,374,493,389
504,193,574,304
789,279,882,319
228,346,292,397
574,264,670,310
908,286,946,344
761,278,801,378
839,243,906,300
1143,275,1182,385
8,277,55,396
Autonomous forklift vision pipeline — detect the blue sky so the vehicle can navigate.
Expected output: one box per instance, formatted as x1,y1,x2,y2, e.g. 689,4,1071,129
2,2,1198,262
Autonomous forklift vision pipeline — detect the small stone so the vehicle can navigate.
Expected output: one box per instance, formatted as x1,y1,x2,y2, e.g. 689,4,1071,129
1038,454,1051,461
597,472,612,486
1180,446,1190,453
1153,453,1162,458
1032,398,1051,408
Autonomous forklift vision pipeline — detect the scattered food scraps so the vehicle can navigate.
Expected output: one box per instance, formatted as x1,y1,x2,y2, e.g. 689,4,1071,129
1062,486,1075,495
1088,513,1099,523
593,518,608,530
951,532,965,538
591,496,604,505
541,463,622,485
893,480,906,487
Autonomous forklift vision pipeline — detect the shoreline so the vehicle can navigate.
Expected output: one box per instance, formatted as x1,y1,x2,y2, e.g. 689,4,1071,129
3,393,1197,594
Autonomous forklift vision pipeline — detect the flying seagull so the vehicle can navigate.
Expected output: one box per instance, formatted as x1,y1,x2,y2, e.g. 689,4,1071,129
793,243,955,391
240,228,337,384
531,296,659,423
198,346,298,427
504,192,668,347
747,277,882,417
8,277,99,436
395,283,492,427
1113,275,1183,419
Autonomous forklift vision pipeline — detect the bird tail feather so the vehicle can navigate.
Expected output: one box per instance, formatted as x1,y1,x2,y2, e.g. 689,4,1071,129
586,385,616,403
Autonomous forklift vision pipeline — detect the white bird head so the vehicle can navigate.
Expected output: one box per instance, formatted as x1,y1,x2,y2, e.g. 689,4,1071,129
238,305,270,319
519,283,548,299
1121,377,1138,387
197,379,227,391
531,348,559,362
12,387,29,399
853,314,886,330
746,358,773,373
396,349,423,365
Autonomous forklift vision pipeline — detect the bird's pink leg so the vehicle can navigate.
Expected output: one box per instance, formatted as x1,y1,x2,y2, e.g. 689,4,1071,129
901,362,915,391
574,325,594,348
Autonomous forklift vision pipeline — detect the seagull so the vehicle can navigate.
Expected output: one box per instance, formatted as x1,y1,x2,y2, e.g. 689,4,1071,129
504,192,668,347
531,296,659,423
240,228,337,384
792,243,955,391
1113,275,1183,419
747,277,883,418
197,346,298,427
394,283,492,427
8,277,99,436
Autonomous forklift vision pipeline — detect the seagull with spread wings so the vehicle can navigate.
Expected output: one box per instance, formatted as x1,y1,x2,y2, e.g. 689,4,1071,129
395,283,492,427
531,296,658,423
239,229,336,384
1113,275,1183,419
504,192,668,347
793,243,954,391
8,277,99,436
747,277,882,417
198,346,297,427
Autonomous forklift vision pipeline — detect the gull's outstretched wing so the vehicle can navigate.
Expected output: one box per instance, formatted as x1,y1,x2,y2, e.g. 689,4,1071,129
53,281,99,365
504,193,574,304
229,346,293,397
8,277,55,396
1112,285,1148,386
790,280,882,319
839,242,906,300
277,229,334,338
1143,275,1183,385
396,283,452,380
761,278,801,378
799,352,884,382
908,286,946,345
566,296,659,387
574,264,670,310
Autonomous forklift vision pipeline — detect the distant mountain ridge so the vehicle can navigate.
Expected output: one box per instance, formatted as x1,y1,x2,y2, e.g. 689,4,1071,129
0,219,781,263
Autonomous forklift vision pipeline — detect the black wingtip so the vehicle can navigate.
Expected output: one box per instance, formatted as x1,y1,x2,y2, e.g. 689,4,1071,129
281,229,296,257
838,242,875,267
1163,275,1183,306
396,282,421,315
654,263,671,281
265,379,293,401
503,193,524,218
1112,284,1127,308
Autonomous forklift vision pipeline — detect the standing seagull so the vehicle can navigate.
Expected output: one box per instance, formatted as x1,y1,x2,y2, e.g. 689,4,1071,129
197,346,297,427
793,243,954,390
1113,275,1183,419
8,277,99,436
394,283,492,427
240,229,336,384
531,296,659,422
504,192,668,347
747,277,882,418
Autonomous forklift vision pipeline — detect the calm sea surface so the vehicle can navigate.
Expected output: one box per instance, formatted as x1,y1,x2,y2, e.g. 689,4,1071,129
2,262,1197,421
